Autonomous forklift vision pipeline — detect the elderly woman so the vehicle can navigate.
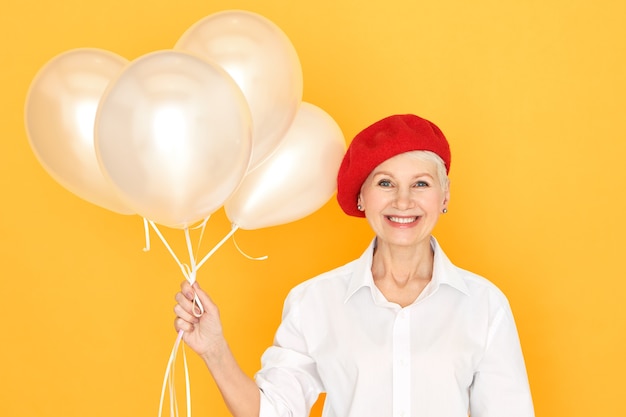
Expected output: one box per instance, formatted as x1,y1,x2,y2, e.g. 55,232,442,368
174,114,535,417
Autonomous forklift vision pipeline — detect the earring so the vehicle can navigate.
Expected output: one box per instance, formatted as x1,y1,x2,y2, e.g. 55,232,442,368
357,204,363,211
442,208,448,214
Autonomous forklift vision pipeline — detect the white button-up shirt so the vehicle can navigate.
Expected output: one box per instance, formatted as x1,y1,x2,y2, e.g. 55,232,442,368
256,237,534,417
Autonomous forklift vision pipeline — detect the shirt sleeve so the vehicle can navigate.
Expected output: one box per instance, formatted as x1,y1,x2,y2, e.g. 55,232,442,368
255,288,324,417
469,300,535,417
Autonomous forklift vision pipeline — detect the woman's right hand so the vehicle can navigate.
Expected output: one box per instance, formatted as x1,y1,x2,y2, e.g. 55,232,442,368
175,282,261,417
174,280,226,359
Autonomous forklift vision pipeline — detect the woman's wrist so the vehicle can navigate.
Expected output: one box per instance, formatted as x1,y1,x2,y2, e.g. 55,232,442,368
200,336,231,368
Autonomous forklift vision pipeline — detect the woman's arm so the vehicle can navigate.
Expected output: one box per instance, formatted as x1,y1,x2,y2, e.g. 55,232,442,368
469,306,534,417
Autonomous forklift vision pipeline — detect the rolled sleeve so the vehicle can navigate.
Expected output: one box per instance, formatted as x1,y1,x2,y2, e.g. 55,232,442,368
469,306,534,417
255,289,324,417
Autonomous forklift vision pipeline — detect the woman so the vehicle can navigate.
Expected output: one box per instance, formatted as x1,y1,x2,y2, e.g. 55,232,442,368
174,114,535,417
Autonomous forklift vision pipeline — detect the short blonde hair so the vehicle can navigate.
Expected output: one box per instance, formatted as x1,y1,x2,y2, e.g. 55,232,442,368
405,150,450,191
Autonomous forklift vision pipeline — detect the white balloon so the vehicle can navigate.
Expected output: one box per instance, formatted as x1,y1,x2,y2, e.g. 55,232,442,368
95,50,252,229
24,48,133,214
176,10,303,170
225,102,346,230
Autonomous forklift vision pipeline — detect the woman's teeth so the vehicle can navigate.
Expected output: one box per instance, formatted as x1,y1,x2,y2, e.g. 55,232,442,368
387,216,417,224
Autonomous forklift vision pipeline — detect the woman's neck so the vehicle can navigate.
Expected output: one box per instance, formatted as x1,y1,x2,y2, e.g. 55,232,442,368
371,238,434,307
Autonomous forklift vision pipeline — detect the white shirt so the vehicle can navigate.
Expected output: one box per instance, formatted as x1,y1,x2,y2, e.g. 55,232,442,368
256,237,534,417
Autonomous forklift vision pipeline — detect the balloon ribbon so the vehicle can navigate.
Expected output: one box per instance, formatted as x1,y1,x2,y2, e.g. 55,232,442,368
143,219,239,417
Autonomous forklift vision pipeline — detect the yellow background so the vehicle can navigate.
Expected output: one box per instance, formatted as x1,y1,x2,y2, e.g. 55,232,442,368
2,0,625,416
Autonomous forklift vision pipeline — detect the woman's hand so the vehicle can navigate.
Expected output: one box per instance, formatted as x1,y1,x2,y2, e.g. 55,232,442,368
174,281,226,359
174,281,261,416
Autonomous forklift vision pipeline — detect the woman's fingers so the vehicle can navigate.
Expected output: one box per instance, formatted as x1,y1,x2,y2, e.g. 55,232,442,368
180,280,195,301
174,299,198,321
174,316,195,333
179,281,214,310
191,282,219,316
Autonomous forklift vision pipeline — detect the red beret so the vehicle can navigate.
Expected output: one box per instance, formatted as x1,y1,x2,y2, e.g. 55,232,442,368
336,114,451,217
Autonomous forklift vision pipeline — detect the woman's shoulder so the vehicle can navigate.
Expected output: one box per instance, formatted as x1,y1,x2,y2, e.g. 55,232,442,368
434,238,510,304
294,258,358,289
285,257,360,304
453,264,514,308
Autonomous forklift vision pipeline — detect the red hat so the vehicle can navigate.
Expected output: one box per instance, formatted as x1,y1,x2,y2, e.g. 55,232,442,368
336,114,451,217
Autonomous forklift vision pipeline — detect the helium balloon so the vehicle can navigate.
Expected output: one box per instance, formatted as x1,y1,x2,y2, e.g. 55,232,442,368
225,102,346,230
95,50,252,229
24,48,133,214
176,10,303,170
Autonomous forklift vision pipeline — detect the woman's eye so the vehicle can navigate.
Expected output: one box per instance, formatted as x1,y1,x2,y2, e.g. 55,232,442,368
378,179,392,187
415,181,429,187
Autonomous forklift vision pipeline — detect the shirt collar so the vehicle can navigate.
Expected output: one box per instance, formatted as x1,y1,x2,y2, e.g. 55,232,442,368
344,236,470,304
430,236,470,296
344,238,377,303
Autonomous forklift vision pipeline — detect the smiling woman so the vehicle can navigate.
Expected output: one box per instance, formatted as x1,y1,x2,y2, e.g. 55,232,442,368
173,114,535,417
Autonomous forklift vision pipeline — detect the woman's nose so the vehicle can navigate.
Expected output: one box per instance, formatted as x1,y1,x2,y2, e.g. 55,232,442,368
392,189,414,209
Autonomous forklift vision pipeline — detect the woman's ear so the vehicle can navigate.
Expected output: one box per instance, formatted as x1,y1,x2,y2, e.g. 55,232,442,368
357,195,364,212
443,180,450,210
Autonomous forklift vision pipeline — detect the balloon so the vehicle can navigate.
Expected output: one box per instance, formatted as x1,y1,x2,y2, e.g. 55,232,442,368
95,50,252,229
24,48,133,214
225,102,346,230
175,10,303,170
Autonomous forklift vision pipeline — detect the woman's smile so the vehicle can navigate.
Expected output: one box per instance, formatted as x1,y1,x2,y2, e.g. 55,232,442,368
386,215,419,225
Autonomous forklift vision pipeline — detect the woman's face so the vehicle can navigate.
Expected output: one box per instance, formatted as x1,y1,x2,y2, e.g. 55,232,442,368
358,152,450,248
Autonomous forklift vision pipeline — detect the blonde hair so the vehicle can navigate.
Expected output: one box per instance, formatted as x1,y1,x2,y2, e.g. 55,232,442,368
405,150,450,191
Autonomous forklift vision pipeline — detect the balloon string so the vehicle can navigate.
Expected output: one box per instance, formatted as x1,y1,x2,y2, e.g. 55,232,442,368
191,216,210,262
158,329,184,417
184,227,197,280
170,347,178,417
145,223,193,417
232,234,268,261
146,219,237,280
145,219,240,417
183,343,191,417
143,217,151,252
184,227,203,317
148,220,191,282
195,224,239,271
